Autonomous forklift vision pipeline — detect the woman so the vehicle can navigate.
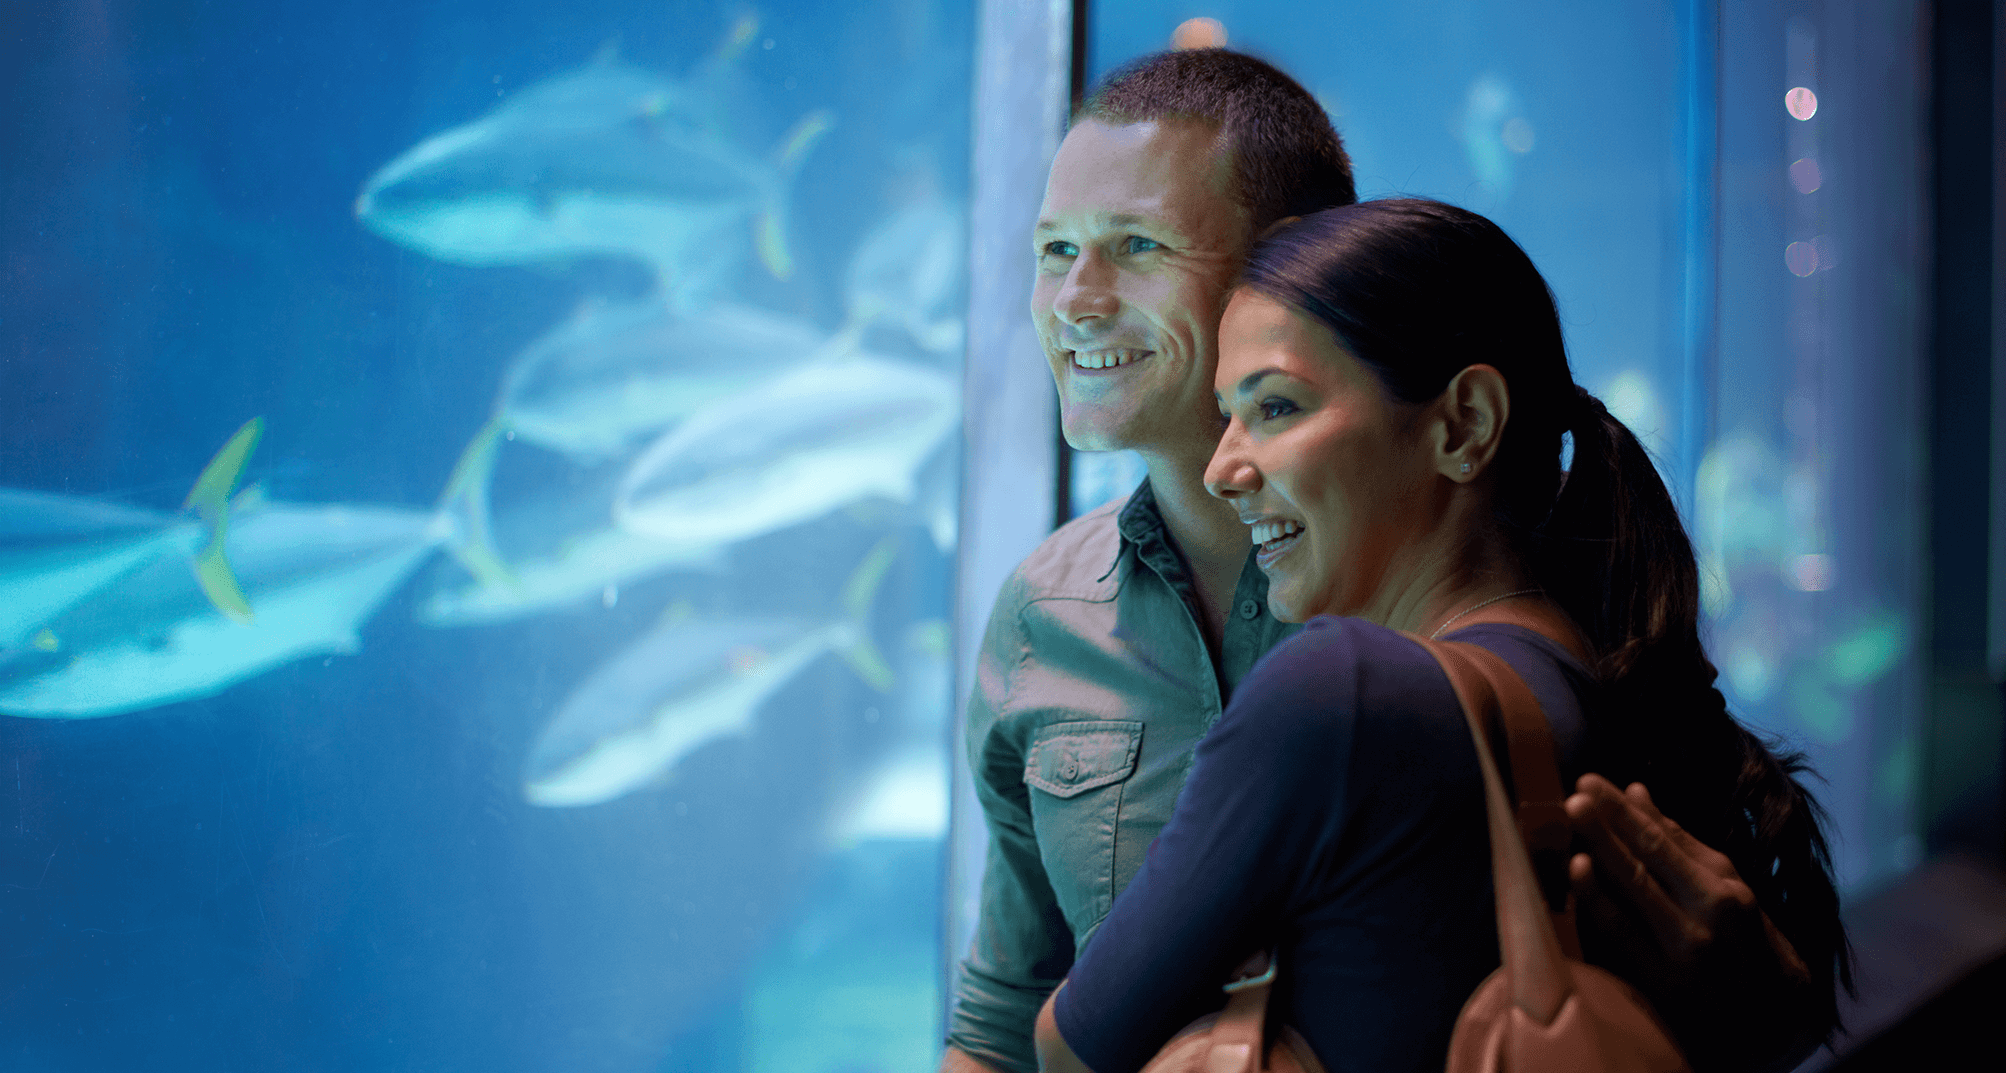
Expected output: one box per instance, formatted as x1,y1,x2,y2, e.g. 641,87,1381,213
1032,200,1846,1073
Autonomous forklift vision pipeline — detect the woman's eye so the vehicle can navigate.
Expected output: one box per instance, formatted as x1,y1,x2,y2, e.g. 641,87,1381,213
1258,398,1299,420
1123,236,1162,254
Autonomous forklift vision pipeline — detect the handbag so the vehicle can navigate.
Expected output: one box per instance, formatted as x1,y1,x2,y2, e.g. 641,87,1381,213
1135,949,1326,1073
1409,634,1692,1073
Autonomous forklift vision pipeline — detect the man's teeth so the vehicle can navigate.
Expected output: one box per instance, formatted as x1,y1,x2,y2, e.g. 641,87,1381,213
1071,349,1148,370
1250,519,1303,545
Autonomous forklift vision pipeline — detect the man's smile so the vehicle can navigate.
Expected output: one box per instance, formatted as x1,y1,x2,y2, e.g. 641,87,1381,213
1067,347,1155,372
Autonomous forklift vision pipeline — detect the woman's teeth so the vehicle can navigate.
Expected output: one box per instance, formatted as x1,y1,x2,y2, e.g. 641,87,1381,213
1071,349,1148,370
1250,519,1303,548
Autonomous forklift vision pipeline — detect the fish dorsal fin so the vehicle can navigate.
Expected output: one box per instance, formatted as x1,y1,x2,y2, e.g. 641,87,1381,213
691,11,759,86
834,537,898,692
185,417,263,515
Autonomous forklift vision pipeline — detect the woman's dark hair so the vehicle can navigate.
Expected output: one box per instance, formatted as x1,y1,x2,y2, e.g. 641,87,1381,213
1241,199,1850,1059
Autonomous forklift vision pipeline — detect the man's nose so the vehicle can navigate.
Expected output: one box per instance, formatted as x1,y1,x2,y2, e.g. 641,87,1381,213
1052,251,1117,326
1204,424,1262,500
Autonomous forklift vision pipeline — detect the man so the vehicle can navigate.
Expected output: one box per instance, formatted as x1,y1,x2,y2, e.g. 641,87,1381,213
944,48,1827,1073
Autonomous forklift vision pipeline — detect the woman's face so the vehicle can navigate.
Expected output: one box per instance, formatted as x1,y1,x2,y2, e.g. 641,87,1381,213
1205,290,1440,624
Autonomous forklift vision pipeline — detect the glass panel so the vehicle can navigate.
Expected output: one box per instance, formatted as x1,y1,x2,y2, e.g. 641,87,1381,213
1711,1,1926,887
1083,2,1925,888
0,1,971,1069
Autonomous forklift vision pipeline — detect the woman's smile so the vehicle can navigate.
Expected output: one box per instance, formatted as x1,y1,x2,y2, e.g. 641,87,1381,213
1245,516,1306,569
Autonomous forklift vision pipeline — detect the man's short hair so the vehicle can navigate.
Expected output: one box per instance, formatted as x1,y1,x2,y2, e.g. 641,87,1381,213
1079,49,1357,233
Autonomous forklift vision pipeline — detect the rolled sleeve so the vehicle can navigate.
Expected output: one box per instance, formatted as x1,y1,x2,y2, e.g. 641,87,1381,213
945,573,1075,1073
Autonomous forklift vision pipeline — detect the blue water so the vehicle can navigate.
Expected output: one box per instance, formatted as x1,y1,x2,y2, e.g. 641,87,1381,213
0,2,971,1070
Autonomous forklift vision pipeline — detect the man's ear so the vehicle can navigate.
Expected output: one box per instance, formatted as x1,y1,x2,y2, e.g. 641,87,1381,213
1435,364,1510,482
1255,215,1302,242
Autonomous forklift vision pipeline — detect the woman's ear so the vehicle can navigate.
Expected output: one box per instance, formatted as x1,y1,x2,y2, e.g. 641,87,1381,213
1435,364,1510,482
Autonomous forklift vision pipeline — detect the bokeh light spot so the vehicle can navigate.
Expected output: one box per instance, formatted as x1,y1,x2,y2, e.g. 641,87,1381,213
1786,86,1818,120
1172,17,1227,50
1789,552,1834,591
1784,240,1818,277
1789,156,1822,193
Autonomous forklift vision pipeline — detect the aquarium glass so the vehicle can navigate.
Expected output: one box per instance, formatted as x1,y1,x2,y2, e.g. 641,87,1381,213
0,1,971,1070
1083,1,1926,889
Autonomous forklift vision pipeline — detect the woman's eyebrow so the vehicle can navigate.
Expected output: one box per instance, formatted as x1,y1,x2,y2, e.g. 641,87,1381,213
1231,368,1286,396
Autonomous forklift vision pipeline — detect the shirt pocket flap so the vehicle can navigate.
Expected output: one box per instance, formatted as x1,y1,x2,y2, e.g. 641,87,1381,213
1025,720,1143,799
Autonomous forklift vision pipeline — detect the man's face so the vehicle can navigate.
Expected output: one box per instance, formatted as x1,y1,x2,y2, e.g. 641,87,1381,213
1032,118,1252,456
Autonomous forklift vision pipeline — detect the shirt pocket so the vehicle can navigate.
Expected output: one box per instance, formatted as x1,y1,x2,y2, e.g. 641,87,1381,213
1026,720,1143,797
1024,720,1144,937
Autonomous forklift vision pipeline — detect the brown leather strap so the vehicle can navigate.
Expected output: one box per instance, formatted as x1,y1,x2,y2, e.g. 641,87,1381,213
1409,635,1583,963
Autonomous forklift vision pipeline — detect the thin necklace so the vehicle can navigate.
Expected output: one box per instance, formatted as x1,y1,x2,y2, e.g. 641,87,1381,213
1429,589,1543,639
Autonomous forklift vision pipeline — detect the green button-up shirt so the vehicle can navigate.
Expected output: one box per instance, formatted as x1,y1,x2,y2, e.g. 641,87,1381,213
945,480,1299,1073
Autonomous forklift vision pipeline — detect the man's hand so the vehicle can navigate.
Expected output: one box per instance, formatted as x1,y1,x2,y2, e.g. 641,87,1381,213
1565,774,1818,1071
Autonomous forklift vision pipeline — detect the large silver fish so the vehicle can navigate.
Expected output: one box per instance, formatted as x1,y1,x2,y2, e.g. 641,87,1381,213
354,33,830,300
612,355,958,546
0,501,450,718
500,296,833,465
523,541,896,807
419,520,721,628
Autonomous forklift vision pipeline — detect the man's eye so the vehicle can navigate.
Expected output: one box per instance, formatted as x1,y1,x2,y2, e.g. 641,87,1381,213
1258,398,1299,420
1040,241,1079,258
1123,236,1162,254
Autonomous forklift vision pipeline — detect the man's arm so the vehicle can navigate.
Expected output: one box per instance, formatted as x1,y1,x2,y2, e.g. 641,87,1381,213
1566,773,1824,1073
939,573,1076,1073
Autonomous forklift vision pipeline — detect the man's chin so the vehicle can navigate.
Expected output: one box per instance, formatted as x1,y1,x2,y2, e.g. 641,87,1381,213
1058,408,1150,454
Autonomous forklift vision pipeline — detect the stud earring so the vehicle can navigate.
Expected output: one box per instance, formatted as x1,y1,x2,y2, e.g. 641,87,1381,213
1460,462,1471,474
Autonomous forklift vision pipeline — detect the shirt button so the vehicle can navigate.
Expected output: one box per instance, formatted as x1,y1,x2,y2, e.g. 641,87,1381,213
1062,763,1079,781
1238,599,1260,620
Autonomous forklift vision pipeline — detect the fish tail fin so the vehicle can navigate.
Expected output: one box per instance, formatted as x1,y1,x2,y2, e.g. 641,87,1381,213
183,417,263,624
194,525,255,624
753,110,835,281
438,416,516,590
835,536,898,692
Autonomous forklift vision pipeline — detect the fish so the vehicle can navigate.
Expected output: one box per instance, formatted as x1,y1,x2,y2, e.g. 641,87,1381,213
843,196,967,356
0,501,452,718
498,296,834,466
425,298,837,604
523,539,898,807
353,24,831,302
0,418,263,648
418,520,721,628
612,354,958,546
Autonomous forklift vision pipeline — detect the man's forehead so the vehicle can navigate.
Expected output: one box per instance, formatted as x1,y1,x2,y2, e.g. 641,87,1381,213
1038,117,1236,227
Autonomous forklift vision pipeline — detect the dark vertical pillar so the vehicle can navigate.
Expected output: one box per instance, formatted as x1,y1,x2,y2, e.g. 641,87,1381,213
1051,0,1090,528
1924,0,2002,858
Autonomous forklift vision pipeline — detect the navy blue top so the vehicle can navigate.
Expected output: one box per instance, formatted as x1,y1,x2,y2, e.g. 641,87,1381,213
1051,617,1592,1073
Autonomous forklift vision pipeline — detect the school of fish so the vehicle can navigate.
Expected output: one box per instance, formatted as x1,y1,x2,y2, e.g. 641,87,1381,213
3,18,965,827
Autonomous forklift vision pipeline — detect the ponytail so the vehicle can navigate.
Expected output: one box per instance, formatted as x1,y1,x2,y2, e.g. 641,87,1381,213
1525,388,1852,1045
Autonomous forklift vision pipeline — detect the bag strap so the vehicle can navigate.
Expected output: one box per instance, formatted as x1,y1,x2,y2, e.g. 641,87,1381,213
1408,634,1580,1026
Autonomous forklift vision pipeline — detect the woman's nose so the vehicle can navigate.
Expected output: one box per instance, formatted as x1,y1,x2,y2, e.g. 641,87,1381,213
1053,252,1117,326
1204,426,1262,500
